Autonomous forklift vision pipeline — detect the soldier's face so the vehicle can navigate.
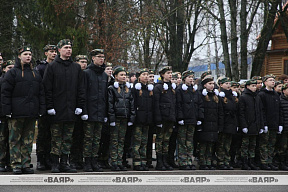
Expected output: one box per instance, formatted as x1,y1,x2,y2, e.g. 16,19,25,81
92,54,105,66
177,74,182,85
3,65,14,73
115,71,126,83
247,84,257,92
148,74,154,84
284,79,288,84
19,51,32,64
162,70,172,82
275,84,283,93
264,78,275,88
204,81,215,92
283,88,288,97
77,59,88,70
256,80,262,90
184,75,194,86
139,72,149,84
221,82,231,90
45,50,57,61
105,66,113,76
58,45,72,58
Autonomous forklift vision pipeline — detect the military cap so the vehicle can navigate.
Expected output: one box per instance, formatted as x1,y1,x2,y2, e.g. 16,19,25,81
90,49,104,56
18,46,32,54
262,74,276,82
159,66,172,75
106,62,113,67
43,44,57,52
113,66,126,76
148,69,155,74
231,81,240,87
245,79,257,86
201,71,212,80
172,72,178,79
182,70,194,80
240,82,246,88
275,80,283,87
75,55,88,61
138,68,149,76
218,77,231,85
201,77,214,86
252,76,262,80
57,39,72,48
2,60,15,68
282,83,288,91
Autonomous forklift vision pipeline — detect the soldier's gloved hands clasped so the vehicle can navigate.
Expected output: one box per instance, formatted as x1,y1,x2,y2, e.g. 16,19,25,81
278,126,283,134
242,128,248,134
81,115,88,121
75,108,82,115
47,109,56,115
259,129,264,134
197,121,202,125
128,122,133,126
264,126,268,133
110,122,116,127
178,120,184,125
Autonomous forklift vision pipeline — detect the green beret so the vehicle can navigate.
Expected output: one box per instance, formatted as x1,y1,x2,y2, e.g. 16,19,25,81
218,77,231,84
106,62,113,67
139,68,149,76
201,77,214,86
75,55,88,61
282,83,288,91
201,71,212,80
252,76,262,80
275,80,283,87
43,44,57,52
148,69,155,74
90,49,104,56
231,81,240,87
159,66,172,75
113,66,126,76
2,60,15,68
262,74,276,82
18,46,32,54
172,73,178,79
182,70,194,80
245,79,257,86
57,39,72,48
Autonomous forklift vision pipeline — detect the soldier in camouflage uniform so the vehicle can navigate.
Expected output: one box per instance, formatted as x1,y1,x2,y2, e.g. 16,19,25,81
0,60,14,172
108,66,135,171
2,47,45,174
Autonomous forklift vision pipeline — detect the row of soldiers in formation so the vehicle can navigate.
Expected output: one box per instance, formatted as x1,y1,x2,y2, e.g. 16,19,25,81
0,39,288,174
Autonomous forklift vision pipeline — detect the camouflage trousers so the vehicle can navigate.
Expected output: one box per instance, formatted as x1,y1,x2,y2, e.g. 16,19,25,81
259,130,277,164
8,118,36,169
240,135,257,159
83,121,102,158
50,122,74,156
216,132,232,165
110,118,127,166
155,121,173,154
276,132,288,157
70,118,84,162
0,117,9,167
178,124,195,166
36,115,51,155
198,141,214,166
131,124,149,166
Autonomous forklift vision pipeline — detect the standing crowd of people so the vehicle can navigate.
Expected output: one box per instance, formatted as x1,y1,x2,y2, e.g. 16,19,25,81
0,39,288,174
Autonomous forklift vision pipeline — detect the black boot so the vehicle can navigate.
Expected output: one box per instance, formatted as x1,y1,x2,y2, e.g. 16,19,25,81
163,154,173,170
168,154,179,168
146,161,154,168
45,153,52,169
248,158,260,170
0,166,7,172
155,153,166,171
59,154,77,173
91,157,103,172
241,158,251,170
36,154,46,171
83,157,93,172
22,167,34,174
260,163,271,170
51,154,60,173
279,156,288,171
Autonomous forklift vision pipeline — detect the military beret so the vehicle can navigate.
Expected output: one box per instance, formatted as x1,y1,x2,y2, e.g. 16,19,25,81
18,46,32,54
282,83,288,91
43,44,57,52
90,49,104,56
75,55,88,61
231,81,240,87
113,66,126,76
201,71,212,80
2,60,15,68
218,77,231,85
201,77,214,86
148,69,155,74
159,66,172,75
106,62,113,67
245,79,257,86
57,39,72,48
182,70,194,80
262,74,276,82
172,73,178,79
252,76,262,80
138,68,149,76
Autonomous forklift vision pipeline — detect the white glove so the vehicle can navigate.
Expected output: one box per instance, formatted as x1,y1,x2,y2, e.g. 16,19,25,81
110,122,116,127
242,128,248,134
197,121,202,125
75,108,82,115
6,114,11,118
178,120,184,125
104,117,108,123
259,129,264,134
47,109,56,115
278,126,283,134
202,89,208,96
264,126,268,133
157,124,163,128
128,122,133,126
81,115,88,120
237,127,239,132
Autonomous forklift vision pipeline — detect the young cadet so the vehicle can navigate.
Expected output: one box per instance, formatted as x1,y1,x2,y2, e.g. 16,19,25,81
2,47,45,174
108,66,135,171
131,68,154,171
258,74,280,170
251,76,263,92
238,80,263,170
43,39,85,173
274,81,283,95
198,77,224,170
0,60,14,172
154,66,176,171
216,77,238,170
176,70,203,170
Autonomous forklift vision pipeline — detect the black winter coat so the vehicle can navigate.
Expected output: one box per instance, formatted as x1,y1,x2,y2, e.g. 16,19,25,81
0,74,5,117
42,55,86,122
219,89,238,134
132,82,154,125
83,63,108,122
1,58,45,118
279,93,288,133
108,83,136,123
258,87,280,130
176,84,204,125
35,60,48,78
197,90,224,142
238,88,264,135
153,81,176,124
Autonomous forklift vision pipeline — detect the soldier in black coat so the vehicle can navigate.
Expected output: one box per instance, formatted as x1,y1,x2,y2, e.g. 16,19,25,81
153,66,176,171
197,78,224,170
42,39,85,173
238,80,263,170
